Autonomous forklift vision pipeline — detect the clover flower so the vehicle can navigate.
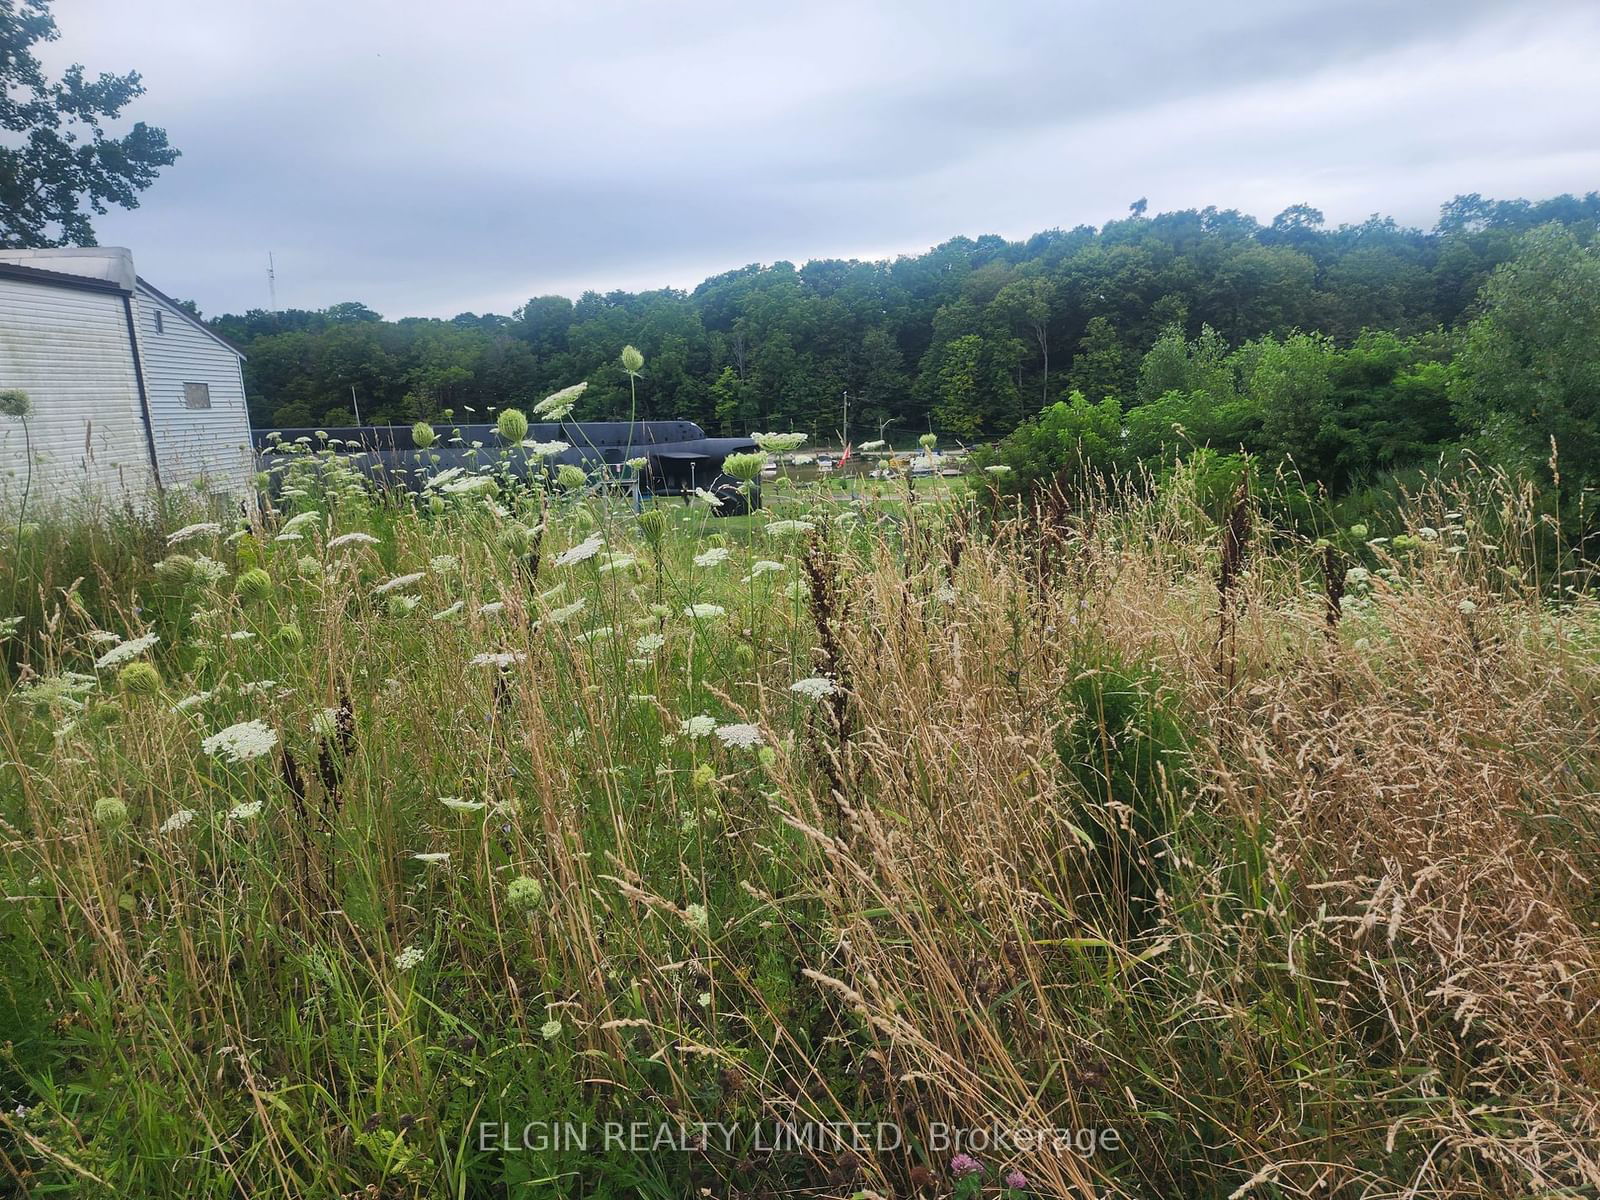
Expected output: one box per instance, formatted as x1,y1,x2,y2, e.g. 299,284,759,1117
950,1153,981,1176
202,719,279,763
95,631,159,669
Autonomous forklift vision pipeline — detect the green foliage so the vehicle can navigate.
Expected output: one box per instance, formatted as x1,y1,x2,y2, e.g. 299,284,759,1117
206,192,1600,452
0,0,179,246
1453,224,1600,487
1055,652,1193,935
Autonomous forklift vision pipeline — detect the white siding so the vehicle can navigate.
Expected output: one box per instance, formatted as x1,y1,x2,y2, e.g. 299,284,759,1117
0,275,157,512
133,286,253,497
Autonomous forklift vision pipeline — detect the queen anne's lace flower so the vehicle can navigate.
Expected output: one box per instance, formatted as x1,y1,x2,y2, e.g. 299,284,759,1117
634,633,665,655
227,800,263,821
159,808,198,833
554,533,605,567
394,946,425,971
328,531,380,549
372,572,425,596
714,722,763,749
683,603,725,620
202,719,278,763
765,519,815,536
693,547,730,568
166,522,221,546
94,631,159,669
440,796,486,812
790,677,836,700
679,715,717,739
469,651,526,669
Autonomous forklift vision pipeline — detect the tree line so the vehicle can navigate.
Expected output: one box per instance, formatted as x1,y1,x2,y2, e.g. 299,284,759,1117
208,192,1599,489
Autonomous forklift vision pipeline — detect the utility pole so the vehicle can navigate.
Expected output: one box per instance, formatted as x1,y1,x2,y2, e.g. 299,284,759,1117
841,389,849,450
350,384,363,428
267,252,277,312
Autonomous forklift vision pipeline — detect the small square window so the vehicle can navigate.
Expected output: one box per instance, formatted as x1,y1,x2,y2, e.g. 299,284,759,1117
183,382,211,410
155,310,165,334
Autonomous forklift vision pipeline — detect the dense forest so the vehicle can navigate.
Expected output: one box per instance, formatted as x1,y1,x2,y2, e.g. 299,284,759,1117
210,192,1600,493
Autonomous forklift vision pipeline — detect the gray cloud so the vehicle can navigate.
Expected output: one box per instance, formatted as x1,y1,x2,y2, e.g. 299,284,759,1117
42,0,1600,318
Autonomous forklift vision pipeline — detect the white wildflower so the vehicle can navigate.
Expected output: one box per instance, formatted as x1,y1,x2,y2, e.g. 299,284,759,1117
533,381,587,419
553,533,605,567
546,598,586,625
159,808,198,834
469,650,525,669
522,439,570,457
429,554,459,573
94,631,159,669
172,690,213,711
372,571,425,596
477,600,506,616
680,715,717,740
431,600,465,620
764,519,815,536
227,630,255,641
634,632,665,655
412,851,451,865
201,719,278,763
750,559,785,575
394,946,425,971
683,603,725,620
280,510,321,534
693,547,731,568
714,722,763,749
328,531,380,549
167,522,221,546
440,796,486,812
791,676,836,700
227,800,263,821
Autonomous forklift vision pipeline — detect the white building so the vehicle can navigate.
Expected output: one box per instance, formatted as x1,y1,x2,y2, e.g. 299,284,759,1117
0,246,253,512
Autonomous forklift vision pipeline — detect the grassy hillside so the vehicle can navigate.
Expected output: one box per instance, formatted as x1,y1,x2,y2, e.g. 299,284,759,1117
2,452,1598,1198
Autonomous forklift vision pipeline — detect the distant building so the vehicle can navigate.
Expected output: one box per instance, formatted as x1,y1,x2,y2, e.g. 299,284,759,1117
0,247,252,511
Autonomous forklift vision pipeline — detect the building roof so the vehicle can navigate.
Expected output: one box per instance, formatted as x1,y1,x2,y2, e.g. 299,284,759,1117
0,259,132,295
135,277,247,360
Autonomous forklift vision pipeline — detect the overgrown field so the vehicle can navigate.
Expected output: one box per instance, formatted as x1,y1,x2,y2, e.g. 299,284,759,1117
2,454,1599,1199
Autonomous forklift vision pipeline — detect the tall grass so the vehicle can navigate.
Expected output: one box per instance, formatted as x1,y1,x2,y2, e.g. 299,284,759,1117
2,455,1598,1198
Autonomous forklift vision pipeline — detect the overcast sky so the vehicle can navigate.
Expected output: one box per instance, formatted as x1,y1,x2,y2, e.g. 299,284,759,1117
43,0,1600,320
